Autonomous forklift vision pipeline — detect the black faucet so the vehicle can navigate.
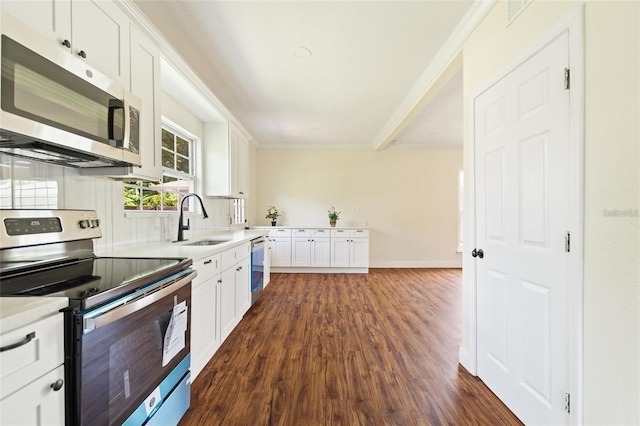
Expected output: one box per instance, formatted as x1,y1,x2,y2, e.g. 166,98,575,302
176,193,209,242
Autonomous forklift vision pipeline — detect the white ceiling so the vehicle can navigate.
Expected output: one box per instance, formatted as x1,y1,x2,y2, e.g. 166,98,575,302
133,0,473,149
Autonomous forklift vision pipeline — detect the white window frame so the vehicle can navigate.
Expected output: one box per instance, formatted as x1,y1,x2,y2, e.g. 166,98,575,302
123,122,196,212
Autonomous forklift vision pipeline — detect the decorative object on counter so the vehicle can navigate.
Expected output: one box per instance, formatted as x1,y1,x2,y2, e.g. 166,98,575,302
328,206,341,227
176,193,209,242
265,206,281,226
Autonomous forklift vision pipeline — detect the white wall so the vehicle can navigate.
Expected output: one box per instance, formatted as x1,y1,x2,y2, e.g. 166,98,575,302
461,1,639,424
0,91,238,253
254,148,462,267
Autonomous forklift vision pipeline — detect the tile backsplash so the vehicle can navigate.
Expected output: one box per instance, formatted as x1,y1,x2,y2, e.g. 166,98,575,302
0,154,234,252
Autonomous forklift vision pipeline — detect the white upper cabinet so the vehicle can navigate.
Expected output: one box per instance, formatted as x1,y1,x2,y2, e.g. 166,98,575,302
83,25,162,180
71,1,130,87
1,0,130,87
1,0,71,44
204,123,249,198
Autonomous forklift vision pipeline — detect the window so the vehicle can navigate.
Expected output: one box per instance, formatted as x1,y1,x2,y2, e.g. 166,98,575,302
124,124,195,211
232,198,245,225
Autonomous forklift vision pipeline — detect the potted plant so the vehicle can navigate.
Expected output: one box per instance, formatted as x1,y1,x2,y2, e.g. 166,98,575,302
327,206,341,227
265,206,281,226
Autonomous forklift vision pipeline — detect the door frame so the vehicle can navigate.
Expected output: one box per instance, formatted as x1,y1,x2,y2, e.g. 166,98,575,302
461,6,584,424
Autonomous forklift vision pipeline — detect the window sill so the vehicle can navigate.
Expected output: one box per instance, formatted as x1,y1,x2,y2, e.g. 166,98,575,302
124,211,175,219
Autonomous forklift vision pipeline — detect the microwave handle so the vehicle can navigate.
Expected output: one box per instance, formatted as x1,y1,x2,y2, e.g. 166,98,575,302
83,269,195,332
107,98,128,149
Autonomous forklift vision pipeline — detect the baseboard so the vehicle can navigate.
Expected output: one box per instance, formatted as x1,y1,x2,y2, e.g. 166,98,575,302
369,260,462,268
270,267,369,274
459,346,477,376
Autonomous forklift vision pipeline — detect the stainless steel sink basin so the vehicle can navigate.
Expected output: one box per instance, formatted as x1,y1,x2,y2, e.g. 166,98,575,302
184,239,230,246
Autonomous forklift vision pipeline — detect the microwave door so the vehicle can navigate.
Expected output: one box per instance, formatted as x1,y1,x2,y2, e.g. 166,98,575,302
0,27,141,168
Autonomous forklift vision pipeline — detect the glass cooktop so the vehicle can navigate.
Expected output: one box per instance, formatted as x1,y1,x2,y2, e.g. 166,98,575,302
0,256,189,310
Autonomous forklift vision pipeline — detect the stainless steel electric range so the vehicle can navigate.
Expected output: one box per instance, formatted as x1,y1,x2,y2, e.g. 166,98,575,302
0,209,196,425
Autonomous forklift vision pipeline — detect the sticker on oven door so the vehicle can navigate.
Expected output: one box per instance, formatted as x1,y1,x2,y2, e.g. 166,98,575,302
162,301,188,367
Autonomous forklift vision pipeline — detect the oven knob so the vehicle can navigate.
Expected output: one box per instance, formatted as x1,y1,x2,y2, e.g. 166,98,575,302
92,219,100,228
79,220,89,229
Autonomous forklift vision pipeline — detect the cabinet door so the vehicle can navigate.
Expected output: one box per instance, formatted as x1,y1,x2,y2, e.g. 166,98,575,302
71,0,130,86
270,238,292,267
264,241,271,287
235,258,251,319
0,365,65,426
190,275,218,380
1,0,71,46
291,238,311,267
230,127,248,198
350,238,370,268
310,238,331,267
219,267,236,343
127,26,162,180
330,238,350,267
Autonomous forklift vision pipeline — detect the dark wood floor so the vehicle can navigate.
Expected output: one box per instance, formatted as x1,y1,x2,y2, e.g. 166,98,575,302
180,269,522,425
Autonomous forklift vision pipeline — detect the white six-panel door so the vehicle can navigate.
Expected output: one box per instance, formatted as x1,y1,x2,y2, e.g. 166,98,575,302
475,32,571,425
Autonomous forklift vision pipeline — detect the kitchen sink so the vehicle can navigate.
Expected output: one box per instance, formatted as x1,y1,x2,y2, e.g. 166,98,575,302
184,239,230,246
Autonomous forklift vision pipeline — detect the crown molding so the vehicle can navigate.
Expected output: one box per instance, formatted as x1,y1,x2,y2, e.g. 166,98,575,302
115,1,255,141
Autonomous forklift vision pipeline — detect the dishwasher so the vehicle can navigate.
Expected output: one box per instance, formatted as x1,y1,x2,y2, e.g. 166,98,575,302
250,237,267,305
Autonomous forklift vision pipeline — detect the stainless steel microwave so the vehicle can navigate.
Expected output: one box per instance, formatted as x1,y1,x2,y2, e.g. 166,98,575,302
0,14,141,168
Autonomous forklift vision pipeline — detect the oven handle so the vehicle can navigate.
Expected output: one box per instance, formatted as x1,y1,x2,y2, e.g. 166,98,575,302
84,270,196,332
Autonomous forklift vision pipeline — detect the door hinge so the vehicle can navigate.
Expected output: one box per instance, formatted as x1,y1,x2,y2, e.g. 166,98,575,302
565,392,571,413
565,231,571,253
564,68,570,90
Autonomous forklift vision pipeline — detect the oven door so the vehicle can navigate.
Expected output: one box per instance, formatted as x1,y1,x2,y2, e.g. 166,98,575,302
68,269,194,426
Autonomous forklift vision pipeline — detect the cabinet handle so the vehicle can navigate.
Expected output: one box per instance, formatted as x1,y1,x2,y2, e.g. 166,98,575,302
51,379,64,391
62,39,71,48
78,50,87,59
218,279,222,284
204,259,212,264
0,332,35,352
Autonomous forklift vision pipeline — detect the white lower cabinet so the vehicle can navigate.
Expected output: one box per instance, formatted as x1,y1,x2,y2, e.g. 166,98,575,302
219,265,237,341
190,254,221,380
191,243,251,380
0,365,65,426
264,239,271,287
350,237,370,268
270,237,292,267
330,229,369,268
234,257,251,320
263,227,369,272
219,243,251,343
0,312,65,425
292,237,330,267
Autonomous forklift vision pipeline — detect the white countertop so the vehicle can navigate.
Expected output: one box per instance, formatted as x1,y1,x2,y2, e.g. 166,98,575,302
1,230,268,332
97,229,269,261
0,297,69,334
254,225,369,229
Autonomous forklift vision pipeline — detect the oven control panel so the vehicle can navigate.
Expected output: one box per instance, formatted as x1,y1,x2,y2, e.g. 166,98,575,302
4,217,63,235
0,209,102,249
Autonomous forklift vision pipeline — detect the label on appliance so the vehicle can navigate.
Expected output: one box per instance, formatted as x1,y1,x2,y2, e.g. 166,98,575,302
162,301,188,367
144,386,162,416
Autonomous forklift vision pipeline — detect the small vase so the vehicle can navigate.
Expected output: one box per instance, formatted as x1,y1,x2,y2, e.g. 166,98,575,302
330,220,336,227
271,221,277,226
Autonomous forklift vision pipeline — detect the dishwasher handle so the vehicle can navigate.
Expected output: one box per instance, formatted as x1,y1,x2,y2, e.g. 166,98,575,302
251,237,267,248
